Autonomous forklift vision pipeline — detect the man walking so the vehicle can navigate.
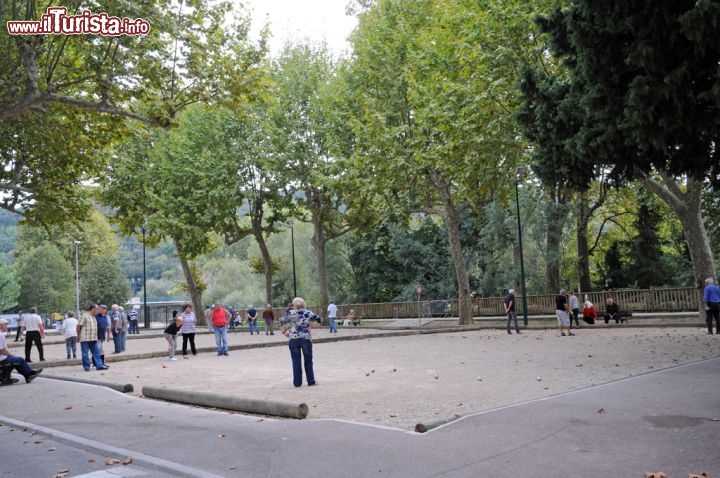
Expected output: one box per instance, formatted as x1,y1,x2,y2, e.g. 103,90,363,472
703,277,720,335
23,307,44,362
504,289,520,334
327,300,338,333
77,304,108,371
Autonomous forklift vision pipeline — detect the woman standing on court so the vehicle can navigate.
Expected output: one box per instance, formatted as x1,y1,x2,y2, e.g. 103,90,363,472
278,297,323,387
180,303,197,358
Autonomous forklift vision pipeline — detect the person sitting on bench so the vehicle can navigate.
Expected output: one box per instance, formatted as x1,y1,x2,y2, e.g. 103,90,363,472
0,318,43,384
604,298,622,324
346,309,360,326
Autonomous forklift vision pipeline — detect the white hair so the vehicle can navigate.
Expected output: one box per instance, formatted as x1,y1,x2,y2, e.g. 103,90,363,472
292,297,306,309
508,289,515,295
706,278,715,285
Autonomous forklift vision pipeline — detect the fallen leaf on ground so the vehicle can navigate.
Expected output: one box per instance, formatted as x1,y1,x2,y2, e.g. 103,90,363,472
122,457,133,465
88,458,96,463
229,465,237,470
219,433,225,438
47,447,56,452
34,438,44,444
598,408,606,414
105,458,120,465
64,406,73,410
644,472,666,478
688,473,709,478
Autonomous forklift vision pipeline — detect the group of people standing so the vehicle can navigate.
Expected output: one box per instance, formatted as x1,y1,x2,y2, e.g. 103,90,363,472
505,288,630,337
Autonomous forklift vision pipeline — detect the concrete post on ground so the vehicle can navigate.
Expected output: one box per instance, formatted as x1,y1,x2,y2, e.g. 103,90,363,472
142,386,309,419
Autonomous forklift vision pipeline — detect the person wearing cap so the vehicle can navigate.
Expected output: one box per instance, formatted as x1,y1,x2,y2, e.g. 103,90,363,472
0,317,43,384
78,304,109,371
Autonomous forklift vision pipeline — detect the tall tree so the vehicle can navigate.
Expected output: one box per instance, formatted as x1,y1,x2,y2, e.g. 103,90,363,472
626,199,668,288
347,0,553,324
269,44,352,315
80,255,130,308
518,1,719,304
0,0,267,224
15,243,74,312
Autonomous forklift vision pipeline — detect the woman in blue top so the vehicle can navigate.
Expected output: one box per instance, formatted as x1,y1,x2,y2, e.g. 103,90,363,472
278,297,323,387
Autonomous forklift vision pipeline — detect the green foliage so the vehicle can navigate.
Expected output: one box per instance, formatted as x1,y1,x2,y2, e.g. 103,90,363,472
80,255,130,308
15,243,73,312
249,256,284,275
0,0,268,225
0,263,20,312
625,201,669,288
349,219,456,302
518,1,720,187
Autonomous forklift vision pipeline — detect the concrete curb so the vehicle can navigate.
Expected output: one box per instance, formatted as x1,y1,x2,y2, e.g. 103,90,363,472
142,385,309,419
44,374,134,393
0,415,225,478
414,414,462,433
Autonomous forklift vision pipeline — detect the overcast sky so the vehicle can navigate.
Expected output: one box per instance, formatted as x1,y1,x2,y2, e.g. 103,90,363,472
241,0,358,57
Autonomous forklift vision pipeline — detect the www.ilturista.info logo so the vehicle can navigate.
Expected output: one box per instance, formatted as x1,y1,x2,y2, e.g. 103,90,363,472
7,7,150,36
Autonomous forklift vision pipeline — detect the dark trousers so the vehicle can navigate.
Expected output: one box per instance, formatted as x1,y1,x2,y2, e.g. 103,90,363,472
571,308,580,327
604,313,621,324
182,333,197,355
707,302,720,334
506,311,519,332
288,338,315,387
14,326,22,341
24,331,43,361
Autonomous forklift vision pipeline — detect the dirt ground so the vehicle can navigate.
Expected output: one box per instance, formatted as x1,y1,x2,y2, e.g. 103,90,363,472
39,326,720,431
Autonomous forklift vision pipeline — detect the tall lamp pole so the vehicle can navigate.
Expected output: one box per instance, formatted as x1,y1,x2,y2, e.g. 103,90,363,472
515,166,529,326
73,240,81,319
287,220,297,298
142,221,149,330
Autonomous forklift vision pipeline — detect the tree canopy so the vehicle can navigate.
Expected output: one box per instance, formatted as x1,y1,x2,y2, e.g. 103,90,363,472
518,0,720,188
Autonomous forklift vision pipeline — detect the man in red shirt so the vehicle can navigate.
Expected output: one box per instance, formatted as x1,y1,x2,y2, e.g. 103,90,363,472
209,301,231,356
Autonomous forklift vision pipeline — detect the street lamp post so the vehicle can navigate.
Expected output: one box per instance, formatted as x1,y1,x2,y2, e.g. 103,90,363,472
142,222,149,331
73,240,81,319
514,166,529,326
287,220,297,298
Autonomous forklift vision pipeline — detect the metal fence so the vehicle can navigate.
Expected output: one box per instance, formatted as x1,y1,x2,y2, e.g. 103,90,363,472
133,287,702,326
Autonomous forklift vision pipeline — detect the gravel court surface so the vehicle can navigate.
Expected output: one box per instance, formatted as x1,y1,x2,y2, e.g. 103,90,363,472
35,326,720,431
